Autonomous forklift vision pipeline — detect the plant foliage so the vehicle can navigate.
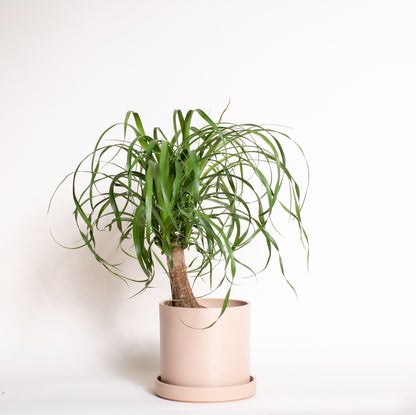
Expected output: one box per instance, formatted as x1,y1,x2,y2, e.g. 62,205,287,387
50,108,309,302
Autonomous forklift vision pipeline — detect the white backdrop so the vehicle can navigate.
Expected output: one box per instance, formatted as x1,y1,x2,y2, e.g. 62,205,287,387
1,1,415,414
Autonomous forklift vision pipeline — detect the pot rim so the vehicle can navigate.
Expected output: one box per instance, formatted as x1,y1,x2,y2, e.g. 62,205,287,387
159,298,249,310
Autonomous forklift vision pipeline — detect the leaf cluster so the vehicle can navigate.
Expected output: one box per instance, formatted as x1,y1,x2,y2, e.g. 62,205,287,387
50,108,309,298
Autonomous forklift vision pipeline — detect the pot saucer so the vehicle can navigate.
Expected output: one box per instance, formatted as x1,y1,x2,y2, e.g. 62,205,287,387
154,375,256,403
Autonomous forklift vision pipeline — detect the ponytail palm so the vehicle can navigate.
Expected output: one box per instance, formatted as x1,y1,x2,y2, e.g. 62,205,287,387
56,108,308,310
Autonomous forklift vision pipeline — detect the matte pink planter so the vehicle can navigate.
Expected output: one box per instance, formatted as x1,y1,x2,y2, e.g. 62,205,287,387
154,298,256,402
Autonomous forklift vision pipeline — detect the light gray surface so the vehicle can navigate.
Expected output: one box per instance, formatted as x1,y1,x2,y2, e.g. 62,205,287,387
1,368,413,415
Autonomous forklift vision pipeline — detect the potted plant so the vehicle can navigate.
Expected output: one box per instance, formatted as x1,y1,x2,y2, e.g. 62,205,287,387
50,107,308,402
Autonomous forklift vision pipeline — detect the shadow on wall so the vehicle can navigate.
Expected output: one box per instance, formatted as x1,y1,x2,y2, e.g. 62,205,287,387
109,342,161,392
34,222,168,392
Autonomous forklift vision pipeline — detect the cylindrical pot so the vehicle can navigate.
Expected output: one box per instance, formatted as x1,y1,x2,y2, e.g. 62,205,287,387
154,298,256,402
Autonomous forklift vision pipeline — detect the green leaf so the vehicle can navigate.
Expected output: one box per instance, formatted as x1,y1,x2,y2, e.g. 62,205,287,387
145,164,154,241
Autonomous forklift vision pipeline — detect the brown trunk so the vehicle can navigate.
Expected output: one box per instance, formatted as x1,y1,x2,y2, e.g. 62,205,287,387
166,246,202,308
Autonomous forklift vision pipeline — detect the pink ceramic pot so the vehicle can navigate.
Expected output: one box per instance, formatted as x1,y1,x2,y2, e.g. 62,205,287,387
154,298,256,402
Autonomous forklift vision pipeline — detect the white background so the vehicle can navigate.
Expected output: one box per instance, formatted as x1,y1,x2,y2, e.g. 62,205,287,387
1,1,415,414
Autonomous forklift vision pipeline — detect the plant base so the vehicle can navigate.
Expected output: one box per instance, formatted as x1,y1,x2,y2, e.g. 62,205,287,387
154,375,256,403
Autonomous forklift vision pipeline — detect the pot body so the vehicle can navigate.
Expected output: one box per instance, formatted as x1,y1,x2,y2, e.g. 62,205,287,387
159,298,251,388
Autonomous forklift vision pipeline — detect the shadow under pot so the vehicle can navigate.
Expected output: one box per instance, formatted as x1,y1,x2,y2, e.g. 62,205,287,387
154,298,256,402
